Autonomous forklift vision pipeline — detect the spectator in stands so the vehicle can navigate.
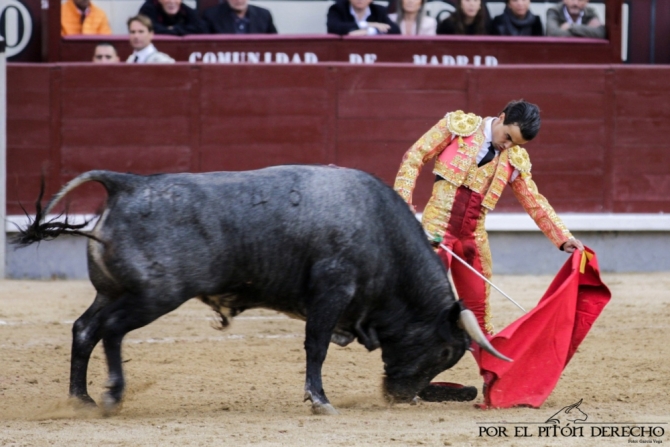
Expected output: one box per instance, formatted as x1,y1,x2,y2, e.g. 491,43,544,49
92,42,120,63
388,0,437,36
139,0,207,35
436,0,492,35
61,0,112,36
546,0,605,38
327,0,400,36
492,0,543,36
203,0,277,34
126,15,175,63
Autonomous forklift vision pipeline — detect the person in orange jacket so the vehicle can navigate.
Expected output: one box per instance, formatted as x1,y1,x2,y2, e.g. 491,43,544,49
62,0,112,36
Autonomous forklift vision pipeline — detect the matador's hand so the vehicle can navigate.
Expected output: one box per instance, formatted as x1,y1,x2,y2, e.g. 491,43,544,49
562,238,584,253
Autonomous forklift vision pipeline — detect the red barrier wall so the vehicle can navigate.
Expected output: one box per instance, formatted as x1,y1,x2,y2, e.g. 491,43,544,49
8,63,670,215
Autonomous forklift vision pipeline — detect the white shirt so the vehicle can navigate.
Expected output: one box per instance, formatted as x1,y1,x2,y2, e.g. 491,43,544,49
480,117,495,164
349,5,378,35
129,44,159,63
469,117,521,182
387,13,437,36
563,5,584,25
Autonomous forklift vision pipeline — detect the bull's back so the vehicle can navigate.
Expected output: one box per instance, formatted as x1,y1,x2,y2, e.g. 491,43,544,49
94,166,427,297
105,165,410,242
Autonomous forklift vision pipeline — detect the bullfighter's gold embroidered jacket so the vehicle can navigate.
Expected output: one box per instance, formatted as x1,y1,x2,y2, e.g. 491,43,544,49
393,110,572,248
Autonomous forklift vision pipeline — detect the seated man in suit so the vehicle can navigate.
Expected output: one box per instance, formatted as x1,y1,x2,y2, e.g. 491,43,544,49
203,0,277,34
139,0,207,35
126,14,175,63
327,0,400,36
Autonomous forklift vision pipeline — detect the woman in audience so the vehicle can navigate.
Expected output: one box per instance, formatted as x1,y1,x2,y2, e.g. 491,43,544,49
436,0,492,35
492,0,543,36
388,0,437,36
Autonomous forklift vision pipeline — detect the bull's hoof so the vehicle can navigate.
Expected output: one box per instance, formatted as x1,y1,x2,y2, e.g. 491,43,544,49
100,392,123,417
418,382,478,402
311,402,339,415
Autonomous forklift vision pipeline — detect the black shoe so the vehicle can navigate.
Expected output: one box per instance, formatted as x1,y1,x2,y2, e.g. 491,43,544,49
418,382,478,402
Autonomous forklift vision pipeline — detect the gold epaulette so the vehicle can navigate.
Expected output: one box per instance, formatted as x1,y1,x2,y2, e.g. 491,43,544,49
508,146,532,177
445,111,482,137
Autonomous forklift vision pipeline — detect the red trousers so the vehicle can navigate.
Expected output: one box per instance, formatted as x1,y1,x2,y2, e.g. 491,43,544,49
431,187,493,333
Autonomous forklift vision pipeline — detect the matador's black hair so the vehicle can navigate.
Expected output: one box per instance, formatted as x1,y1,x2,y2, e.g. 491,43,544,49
500,100,541,141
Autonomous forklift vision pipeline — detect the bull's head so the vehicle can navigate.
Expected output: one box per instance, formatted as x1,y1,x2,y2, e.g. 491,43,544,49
381,301,511,403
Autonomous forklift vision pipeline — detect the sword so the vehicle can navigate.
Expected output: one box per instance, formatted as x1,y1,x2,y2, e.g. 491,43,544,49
425,231,527,314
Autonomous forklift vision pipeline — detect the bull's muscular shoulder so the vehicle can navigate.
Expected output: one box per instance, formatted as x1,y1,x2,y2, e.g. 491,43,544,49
508,146,532,175
445,110,482,137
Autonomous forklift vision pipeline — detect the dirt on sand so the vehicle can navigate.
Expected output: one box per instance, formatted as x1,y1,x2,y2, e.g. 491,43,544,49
0,274,668,446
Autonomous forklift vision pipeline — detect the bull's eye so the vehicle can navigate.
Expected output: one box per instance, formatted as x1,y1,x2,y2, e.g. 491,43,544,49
442,348,451,359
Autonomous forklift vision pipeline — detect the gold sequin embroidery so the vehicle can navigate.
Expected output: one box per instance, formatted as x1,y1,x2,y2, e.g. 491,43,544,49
510,173,573,248
451,154,471,171
434,160,467,186
481,150,511,210
464,158,497,194
508,146,532,178
394,118,452,204
435,125,485,186
446,111,482,137
473,212,494,334
421,180,459,240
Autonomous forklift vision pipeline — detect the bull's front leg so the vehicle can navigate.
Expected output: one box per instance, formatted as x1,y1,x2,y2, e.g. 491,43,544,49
303,264,355,415
304,323,338,415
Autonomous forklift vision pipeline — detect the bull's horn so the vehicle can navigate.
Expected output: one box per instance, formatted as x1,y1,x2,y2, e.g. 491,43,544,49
458,310,513,362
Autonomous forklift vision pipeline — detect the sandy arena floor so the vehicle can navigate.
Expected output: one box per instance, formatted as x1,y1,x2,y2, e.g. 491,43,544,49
0,273,668,446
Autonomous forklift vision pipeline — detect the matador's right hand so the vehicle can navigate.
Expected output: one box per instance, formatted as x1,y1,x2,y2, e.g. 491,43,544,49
562,238,584,253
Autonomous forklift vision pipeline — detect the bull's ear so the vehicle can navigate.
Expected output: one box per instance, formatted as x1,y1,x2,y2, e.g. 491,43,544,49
437,302,462,342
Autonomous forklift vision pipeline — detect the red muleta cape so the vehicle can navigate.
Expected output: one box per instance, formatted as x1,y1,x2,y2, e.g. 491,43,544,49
474,247,611,409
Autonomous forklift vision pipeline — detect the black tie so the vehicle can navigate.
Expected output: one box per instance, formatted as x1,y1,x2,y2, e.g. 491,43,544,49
478,142,496,167
133,55,139,62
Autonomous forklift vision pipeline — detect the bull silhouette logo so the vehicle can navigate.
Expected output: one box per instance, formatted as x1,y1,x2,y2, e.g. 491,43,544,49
545,399,588,424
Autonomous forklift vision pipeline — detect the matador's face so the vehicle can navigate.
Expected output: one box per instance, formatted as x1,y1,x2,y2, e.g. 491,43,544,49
491,113,528,151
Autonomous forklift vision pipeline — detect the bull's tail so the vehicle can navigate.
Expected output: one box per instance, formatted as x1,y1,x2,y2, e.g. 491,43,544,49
13,170,129,247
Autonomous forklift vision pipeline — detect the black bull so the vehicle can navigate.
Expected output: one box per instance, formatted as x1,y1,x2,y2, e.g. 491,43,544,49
16,165,509,415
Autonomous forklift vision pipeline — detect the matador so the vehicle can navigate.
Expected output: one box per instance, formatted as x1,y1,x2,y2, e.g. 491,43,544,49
394,100,583,334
